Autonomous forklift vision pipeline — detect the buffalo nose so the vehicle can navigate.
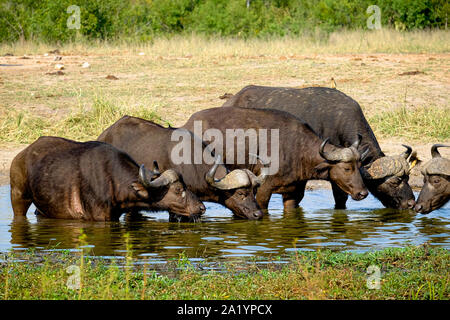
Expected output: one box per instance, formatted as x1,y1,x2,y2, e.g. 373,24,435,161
414,204,423,213
407,199,416,209
359,190,368,199
252,210,263,219
199,204,206,214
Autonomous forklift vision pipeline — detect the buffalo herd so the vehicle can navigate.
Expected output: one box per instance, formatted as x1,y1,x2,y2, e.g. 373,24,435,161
10,86,450,221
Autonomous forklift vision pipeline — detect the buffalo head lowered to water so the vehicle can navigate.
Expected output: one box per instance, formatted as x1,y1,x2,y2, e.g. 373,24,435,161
203,153,268,219
361,145,417,209
415,144,450,214
317,134,369,201
138,162,206,220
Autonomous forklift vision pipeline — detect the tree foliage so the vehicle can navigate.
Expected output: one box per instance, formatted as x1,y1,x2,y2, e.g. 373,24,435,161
0,0,448,43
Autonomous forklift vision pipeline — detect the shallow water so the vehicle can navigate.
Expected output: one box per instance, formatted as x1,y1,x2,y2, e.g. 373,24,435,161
0,184,449,268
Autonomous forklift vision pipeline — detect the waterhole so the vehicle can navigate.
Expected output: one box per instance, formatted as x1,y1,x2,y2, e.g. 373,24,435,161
0,185,448,270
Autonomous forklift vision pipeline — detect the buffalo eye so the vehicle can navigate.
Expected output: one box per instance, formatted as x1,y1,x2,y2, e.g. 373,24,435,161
389,177,401,186
175,186,183,195
431,177,441,185
237,190,246,198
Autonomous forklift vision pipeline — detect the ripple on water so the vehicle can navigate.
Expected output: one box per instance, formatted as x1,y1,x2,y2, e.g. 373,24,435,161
0,185,449,271
238,245,276,252
201,236,224,241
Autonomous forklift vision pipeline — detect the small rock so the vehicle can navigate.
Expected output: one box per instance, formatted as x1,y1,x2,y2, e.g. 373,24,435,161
53,56,62,61
138,52,145,56
54,64,64,70
3,53,13,56
48,49,60,54
81,62,90,68
105,75,119,80
46,70,65,76
398,70,424,76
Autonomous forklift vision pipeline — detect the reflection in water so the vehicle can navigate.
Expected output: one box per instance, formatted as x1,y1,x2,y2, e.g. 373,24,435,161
1,184,449,268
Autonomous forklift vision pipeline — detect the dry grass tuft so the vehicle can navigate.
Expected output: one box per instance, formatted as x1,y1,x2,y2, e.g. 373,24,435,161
2,29,449,56
0,98,164,144
369,105,450,141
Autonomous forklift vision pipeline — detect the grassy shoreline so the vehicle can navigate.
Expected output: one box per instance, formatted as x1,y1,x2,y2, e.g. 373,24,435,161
1,246,448,300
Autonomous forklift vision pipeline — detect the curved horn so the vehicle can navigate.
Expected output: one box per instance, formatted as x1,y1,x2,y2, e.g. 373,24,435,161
139,164,177,189
152,160,160,175
431,144,449,158
205,154,252,190
319,138,351,162
139,165,152,187
360,147,370,162
249,153,270,186
351,134,362,149
400,144,412,159
205,154,222,186
319,138,333,161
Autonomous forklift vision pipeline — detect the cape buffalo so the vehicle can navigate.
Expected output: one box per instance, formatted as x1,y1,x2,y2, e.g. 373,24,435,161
10,136,205,221
182,107,368,211
222,85,417,209
415,144,450,214
97,116,267,220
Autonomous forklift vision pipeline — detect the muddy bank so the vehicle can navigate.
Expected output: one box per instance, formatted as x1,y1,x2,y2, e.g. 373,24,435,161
0,140,448,189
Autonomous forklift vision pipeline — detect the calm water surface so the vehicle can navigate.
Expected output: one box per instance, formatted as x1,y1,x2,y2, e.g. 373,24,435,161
0,184,449,268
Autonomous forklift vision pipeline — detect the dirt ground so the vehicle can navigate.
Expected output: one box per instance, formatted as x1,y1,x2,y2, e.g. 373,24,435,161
1,51,448,125
0,49,449,187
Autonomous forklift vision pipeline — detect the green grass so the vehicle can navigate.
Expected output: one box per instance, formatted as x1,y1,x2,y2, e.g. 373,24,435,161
0,98,166,144
1,246,448,300
369,105,450,141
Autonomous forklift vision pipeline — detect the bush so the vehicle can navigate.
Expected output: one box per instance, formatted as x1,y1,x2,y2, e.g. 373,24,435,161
0,0,448,43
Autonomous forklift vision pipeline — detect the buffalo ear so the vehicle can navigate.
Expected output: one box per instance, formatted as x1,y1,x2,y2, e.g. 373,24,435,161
314,162,331,179
132,182,149,199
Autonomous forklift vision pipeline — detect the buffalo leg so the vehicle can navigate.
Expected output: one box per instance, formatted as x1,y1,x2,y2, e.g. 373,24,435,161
282,181,307,211
255,184,273,213
125,210,148,222
331,182,348,209
10,186,32,217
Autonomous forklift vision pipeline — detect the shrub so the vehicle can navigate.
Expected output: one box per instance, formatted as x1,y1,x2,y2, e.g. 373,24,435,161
0,0,448,43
